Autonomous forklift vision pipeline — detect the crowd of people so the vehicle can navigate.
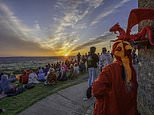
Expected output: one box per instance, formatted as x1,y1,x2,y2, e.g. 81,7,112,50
0,46,122,97
87,41,139,115
0,58,87,96
0,45,139,114
0,45,116,96
85,46,139,98
0,56,90,113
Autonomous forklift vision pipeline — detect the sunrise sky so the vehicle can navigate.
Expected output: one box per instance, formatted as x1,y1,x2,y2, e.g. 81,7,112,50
0,0,137,56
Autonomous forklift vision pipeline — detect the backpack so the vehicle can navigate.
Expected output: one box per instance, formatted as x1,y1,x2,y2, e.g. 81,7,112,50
86,86,92,99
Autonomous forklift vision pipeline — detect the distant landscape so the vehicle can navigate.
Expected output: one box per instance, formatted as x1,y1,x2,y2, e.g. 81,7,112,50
0,56,70,74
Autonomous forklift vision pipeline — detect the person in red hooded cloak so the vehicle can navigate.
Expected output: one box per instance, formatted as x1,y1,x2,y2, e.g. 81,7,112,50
92,40,138,115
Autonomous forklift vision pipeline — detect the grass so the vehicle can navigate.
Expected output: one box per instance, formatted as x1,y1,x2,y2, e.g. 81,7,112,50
0,73,88,115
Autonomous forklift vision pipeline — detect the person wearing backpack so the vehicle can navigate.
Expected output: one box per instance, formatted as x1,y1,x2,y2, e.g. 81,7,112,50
86,47,99,99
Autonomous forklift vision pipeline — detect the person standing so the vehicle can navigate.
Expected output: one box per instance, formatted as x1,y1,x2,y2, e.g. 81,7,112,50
99,47,112,72
87,47,99,89
76,52,81,64
92,40,138,115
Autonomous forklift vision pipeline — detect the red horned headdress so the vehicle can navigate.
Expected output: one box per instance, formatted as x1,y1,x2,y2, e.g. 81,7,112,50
110,8,154,83
110,8,154,44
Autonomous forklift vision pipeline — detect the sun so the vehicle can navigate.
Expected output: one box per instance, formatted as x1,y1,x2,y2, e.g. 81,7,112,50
64,53,68,56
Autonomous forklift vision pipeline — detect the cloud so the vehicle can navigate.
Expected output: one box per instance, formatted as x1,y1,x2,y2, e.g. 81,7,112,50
0,21,53,56
0,3,55,56
73,33,116,51
53,0,104,33
0,2,78,56
114,0,131,9
0,0,130,56
0,2,47,42
90,0,131,26
0,0,106,56
48,0,104,54
91,10,114,25
34,20,40,30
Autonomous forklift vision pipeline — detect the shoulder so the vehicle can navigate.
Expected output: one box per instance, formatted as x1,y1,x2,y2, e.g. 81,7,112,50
103,62,121,71
107,53,112,57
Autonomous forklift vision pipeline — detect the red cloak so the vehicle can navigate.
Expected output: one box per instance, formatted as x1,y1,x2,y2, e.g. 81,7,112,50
92,61,138,115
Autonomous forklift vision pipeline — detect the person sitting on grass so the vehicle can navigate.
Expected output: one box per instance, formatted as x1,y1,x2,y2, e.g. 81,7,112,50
79,61,86,73
60,66,67,81
19,70,30,84
57,62,68,81
44,65,50,76
28,70,39,84
44,68,57,85
73,63,80,79
0,74,16,95
8,73,16,83
68,64,74,79
37,67,46,82
0,74,26,96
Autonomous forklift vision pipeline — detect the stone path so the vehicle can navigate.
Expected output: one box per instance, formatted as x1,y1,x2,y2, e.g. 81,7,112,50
19,82,94,115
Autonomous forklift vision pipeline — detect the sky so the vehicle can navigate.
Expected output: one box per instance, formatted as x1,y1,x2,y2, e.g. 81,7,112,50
0,0,138,56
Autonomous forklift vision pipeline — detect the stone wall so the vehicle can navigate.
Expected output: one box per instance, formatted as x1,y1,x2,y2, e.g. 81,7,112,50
138,0,154,115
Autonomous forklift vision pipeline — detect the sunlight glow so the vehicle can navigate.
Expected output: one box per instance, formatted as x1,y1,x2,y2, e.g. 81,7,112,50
64,53,68,56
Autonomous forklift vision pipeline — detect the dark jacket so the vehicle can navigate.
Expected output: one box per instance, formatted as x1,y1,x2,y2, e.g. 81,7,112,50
87,53,99,68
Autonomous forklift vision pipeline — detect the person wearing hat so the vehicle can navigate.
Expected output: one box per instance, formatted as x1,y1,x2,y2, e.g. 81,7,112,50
92,40,138,115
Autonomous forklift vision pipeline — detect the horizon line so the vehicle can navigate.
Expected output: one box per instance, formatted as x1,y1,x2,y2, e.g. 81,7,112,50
0,55,76,58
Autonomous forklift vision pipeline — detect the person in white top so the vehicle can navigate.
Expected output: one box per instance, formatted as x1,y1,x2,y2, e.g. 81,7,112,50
99,47,113,72
28,71,39,84
74,63,80,75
